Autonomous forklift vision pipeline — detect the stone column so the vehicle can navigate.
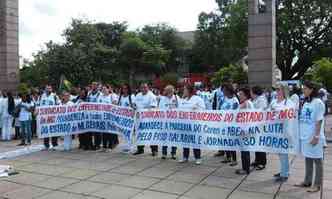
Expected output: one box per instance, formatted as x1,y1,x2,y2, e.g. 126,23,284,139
248,0,276,87
0,0,19,92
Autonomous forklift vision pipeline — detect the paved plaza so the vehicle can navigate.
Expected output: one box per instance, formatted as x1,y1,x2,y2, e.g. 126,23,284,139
0,116,331,199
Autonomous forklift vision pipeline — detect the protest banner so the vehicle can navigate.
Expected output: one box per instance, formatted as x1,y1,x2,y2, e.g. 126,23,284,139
36,103,136,144
135,108,299,154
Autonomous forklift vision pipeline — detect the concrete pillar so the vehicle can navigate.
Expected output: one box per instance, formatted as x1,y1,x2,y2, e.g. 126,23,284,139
0,0,19,92
248,0,276,87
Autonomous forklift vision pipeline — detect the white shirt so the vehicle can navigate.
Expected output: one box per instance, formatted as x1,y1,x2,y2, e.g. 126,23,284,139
179,95,206,110
18,101,35,121
159,95,179,109
118,95,135,107
319,88,329,102
39,93,59,106
252,95,268,110
198,91,213,110
299,98,325,158
87,90,101,103
98,94,113,104
299,98,325,141
220,96,239,110
290,94,300,109
270,99,294,111
110,93,119,104
135,91,157,110
241,100,254,109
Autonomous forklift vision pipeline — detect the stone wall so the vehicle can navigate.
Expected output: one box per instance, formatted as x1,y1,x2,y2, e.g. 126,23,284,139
0,0,19,92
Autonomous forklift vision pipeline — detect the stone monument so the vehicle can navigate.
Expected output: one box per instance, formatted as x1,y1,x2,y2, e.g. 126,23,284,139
248,0,276,86
0,0,19,92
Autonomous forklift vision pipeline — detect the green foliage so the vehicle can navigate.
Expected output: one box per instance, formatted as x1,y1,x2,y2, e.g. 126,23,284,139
191,0,247,72
193,0,332,79
211,64,247,86
160,73,179,87
20,19,175,88
311,58,332,91
17,83,30,95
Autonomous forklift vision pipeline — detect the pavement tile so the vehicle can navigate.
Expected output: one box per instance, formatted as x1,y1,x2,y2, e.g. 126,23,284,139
131,190,178,199
60,168,99,180
184,185,231,199
5,172,50,185
61,181,108,195
19,163,75,176
167,171,207,184
116,175,161,189
0,181,24,194
36,191,96,199
91,184,141,199
2,185,51,199
228,190,274,199
238,179,280,194
211,167,246,180
32,176,78,189
88,172,131,184
200,175,241,189
149,179,194,195
111,165,148,175
137,167,176,178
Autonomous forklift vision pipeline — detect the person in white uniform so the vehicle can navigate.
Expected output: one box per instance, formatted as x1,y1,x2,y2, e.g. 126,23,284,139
39,85,60,149
0,92,15,141
60,91,74,151
17,94,35,146
178,84,206,165
0,91,3,137
270,84,295,183
159,85,179,160
133,83,158,156
118,84,136,153
295,81,325,193
251,86,269,170
87,82,102,150
220,83,239,166
1,92,15,141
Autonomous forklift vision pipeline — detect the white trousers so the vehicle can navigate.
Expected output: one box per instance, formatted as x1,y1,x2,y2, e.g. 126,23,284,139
1,116,13,141
63,135,72,151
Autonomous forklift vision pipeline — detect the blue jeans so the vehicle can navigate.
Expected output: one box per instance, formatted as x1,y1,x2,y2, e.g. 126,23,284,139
20,120,32,144
279,153,289,177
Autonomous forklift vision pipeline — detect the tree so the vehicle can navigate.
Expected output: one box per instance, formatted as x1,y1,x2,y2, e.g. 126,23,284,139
193,0,332,80
191,0,247,72
211,64,247,85
119,33,171,87
138,24,189,73
310,58,332,91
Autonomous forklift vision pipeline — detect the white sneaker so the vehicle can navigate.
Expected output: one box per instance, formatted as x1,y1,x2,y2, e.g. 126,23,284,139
178,158,188,163
195,159,202,165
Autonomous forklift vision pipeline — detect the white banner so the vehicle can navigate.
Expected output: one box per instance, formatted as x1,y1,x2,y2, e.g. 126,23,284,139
136,108,299,154
36,103,136,143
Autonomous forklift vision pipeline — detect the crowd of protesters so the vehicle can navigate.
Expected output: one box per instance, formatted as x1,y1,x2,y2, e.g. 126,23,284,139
0,79,330,192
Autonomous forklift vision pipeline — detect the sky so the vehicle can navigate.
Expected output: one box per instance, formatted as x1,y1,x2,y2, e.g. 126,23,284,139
19,0,218,61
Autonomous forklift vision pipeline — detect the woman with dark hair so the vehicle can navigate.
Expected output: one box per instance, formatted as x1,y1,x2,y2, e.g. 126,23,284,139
295,81,325,192
220,83,239,166
1,92,15,140
250,86,269,170
17,94,34,146
178,84,205,165
118,84,135,108
74,88,92,150
235,87,254,175
118,84,136,152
